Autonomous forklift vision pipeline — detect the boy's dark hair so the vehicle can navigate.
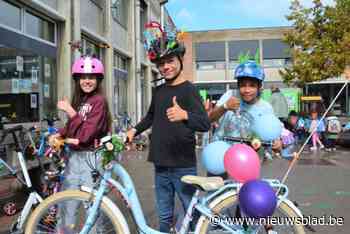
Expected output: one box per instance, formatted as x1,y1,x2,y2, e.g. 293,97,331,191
310,108,318,114
288,110,298,117
237,76,262,87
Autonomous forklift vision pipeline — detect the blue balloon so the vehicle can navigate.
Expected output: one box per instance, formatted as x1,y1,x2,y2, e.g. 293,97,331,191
201,141,231,175
239,180,277,219
252,114,282,141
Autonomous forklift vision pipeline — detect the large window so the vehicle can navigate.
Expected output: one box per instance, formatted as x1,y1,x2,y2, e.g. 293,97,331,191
0,45,57,123
0,0,56,45
113,53,129,117
195,42,225,70
111,0,128,28
25,11,55,43
262,39,291,68
229,40,259,69
0,0,21,30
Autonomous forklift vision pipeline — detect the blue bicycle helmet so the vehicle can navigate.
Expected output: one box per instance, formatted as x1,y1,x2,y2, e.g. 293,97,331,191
234,60,265,82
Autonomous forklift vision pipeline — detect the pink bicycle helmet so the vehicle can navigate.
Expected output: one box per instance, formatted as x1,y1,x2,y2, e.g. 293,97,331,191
72,56,104,79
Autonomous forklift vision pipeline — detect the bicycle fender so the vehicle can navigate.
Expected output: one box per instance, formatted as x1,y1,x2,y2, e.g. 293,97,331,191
207,190,237,208
281,198,303,218
80,186,131,234
205,190,303,219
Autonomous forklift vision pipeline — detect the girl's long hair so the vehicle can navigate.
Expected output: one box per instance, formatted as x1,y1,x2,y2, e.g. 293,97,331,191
71,79,112,130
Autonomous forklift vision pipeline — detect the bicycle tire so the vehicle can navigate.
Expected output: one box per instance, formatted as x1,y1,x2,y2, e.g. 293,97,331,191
25,190,130,234
195,191,305,234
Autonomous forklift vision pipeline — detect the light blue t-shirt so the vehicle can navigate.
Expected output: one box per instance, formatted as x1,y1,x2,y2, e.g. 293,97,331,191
213,90,275,142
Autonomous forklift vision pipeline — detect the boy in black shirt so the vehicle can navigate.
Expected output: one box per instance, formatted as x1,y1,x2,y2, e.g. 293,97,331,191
127,22,210,232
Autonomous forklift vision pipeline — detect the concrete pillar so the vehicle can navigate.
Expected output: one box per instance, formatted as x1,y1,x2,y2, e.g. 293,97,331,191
225,41,229,81
128,0,137,123
103,0,114,120
72,0,81,61
259,39,263,65
135,0,142,122
56,0,72,122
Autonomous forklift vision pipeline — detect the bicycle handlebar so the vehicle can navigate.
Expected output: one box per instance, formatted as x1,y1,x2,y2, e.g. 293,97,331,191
223,136,272,147
42,117,60,127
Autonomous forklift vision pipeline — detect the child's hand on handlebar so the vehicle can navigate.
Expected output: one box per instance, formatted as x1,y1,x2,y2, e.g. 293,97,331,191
65,138,79,145
126,128,136,143
48,133,61,146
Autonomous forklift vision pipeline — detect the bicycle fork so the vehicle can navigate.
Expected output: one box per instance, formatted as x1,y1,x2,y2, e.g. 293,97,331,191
79,174,109,234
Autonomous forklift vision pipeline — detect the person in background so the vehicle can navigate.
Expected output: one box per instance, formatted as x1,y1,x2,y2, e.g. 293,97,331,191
308,109,325,151
269,85,289,122
324,111,341,151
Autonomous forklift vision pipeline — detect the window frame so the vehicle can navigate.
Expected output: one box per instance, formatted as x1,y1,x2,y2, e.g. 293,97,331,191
111,0,128,29
24,9,56,44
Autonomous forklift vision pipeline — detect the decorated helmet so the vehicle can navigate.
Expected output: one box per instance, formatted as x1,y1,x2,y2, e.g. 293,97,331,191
234,60,265,82
72,56,104,79
143,21,186,63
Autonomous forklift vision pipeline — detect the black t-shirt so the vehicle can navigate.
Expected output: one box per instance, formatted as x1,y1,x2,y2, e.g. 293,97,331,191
135,81,210,167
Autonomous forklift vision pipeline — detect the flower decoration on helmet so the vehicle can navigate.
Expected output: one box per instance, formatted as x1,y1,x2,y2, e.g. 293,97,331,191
143,21,186,63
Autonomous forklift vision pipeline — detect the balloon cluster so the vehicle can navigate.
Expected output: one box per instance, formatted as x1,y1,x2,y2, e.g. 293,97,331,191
201,114,281,218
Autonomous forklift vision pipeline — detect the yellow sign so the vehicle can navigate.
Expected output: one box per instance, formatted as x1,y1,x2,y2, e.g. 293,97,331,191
0,104,11,108
300,96,322,101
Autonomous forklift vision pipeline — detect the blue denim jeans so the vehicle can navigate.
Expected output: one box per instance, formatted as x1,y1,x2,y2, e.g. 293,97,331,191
154,166,197,232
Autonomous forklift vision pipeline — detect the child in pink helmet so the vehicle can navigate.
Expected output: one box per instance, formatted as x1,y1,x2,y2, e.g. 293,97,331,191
50,56,112,231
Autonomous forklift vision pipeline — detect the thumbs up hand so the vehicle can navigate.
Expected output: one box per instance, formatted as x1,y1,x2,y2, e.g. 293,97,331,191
166,96,188,122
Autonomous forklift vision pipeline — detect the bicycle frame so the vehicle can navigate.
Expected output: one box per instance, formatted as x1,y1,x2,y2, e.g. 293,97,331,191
0,142,43,232
0,123,57,233
79,159,298,234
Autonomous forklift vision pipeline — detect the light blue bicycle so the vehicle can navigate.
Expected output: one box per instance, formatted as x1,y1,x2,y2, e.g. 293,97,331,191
25,135,305,234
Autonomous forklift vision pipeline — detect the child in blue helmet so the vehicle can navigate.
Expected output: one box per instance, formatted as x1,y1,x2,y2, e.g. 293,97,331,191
209,61,282,234
210,60,282,152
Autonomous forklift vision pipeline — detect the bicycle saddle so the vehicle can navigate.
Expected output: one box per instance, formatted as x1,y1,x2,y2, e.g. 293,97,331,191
181,175,224,191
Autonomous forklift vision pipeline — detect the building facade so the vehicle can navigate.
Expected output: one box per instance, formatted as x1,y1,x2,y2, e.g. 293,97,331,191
0,0,172,127
182,27,349,115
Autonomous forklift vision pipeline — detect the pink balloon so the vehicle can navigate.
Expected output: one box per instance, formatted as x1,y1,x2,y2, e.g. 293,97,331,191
224,144,261,183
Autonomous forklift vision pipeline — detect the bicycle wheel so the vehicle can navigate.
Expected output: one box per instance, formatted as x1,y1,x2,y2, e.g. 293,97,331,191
195,191,305,234
25,190,130,234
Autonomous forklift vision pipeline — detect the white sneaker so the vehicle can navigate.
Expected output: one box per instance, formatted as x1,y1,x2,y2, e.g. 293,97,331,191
332,148,337,151
310,146,317,151
268,230,278,234
320,145,325,149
